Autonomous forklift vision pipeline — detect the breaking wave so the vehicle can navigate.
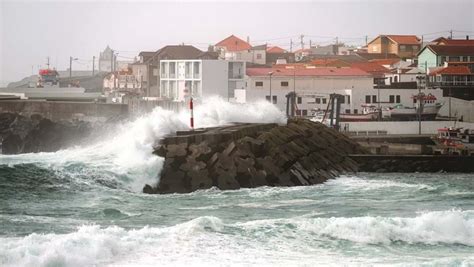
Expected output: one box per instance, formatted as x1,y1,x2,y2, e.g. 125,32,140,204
0,97,286,192
2,210,473,266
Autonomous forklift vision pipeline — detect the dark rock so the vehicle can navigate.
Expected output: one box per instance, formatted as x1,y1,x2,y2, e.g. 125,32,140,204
143,184,155,194
0,112,94,154
149,119,365,194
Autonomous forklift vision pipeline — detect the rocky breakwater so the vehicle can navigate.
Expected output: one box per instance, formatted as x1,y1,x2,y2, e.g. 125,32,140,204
145,119,366,194
0,112,93,154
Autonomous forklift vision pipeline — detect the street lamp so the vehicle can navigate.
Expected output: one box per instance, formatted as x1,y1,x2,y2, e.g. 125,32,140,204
268,71,274,103
69,56,78,78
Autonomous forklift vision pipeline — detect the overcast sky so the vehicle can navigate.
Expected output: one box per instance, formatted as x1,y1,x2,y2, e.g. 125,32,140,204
1,0,473,85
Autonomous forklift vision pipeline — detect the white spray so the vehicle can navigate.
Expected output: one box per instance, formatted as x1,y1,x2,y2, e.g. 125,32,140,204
0,97,286,191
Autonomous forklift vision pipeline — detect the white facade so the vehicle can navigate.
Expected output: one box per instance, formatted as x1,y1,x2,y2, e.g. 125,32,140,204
239,74,443,116
159,60,246,101
221,49,266,65
103,73,141,92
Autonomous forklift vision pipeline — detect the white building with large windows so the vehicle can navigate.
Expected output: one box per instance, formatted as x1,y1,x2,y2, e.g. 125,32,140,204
159,59,246,101
237,65,443,116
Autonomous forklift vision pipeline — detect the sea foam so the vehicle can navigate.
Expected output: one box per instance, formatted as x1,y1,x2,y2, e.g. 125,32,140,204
2,210,473,267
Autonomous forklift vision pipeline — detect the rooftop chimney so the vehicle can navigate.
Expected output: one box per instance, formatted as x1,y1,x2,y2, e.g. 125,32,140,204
467,35,470,40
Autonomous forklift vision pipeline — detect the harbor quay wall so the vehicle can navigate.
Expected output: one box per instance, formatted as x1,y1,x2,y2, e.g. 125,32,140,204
0,100,128,121
146,119,365,194
351,154,474,172
344,121,474,135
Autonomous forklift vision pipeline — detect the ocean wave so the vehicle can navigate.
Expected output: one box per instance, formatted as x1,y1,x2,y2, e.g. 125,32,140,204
238,209,474,246
0,97,285,192
2,210,473,267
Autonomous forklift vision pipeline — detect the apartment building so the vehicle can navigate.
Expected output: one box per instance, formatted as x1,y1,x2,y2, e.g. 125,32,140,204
159,59,246,101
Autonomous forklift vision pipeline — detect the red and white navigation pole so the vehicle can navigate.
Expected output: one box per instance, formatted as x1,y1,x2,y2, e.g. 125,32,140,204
189,97,194,130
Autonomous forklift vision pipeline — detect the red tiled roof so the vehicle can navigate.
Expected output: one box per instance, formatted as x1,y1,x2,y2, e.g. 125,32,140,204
386,35,420,45
426,45,474,56
246,67,370,77
273,63,309,69
432,37,474,46
311,59,351,67
351,62,390,77
356,52,400,60
430,66,472,75
215,35,252,52
369,58,401,66
266,46,287,53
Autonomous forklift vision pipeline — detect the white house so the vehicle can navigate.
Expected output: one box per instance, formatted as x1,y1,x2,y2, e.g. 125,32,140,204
159,59,246,101
214,35,267,65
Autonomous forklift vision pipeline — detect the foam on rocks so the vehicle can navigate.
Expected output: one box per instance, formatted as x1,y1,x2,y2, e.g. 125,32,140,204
145,118,366,194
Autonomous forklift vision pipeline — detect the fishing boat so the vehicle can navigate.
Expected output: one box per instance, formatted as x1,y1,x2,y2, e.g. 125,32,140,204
37,69,60,88
388,93,442,121
433,127,474,155
340,104,380,122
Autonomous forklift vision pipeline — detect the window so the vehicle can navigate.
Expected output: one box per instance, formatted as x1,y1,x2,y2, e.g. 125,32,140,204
265,95,271,101
302,110,308,116
345,109,351,114
389,95,395,103
366,95,371,103
281,81,289,87
412,45,418,51
297,97,302,104
413,98,417,104
256,81,263,87
340,96,345,104
354,109,358,114
347,95,350,104
396,95,401,103
296,110,302,116
316,98,321,104
272,95,277,104
372,95,377,103
185,62,192,78
322,98,327,104
400,45,406,52
256,53,262,59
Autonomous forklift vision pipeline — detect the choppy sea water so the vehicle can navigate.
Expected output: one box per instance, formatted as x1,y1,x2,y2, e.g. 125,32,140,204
1,168,473,266
1,98,473,266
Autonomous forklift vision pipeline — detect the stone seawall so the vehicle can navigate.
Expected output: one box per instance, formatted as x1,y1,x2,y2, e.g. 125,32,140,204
145,119,365,194
351,154,474,172
0,100,128,121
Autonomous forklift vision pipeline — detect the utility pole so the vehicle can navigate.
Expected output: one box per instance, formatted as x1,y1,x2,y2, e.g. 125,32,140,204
299,34,304,50
418,60,428,135
365,35,368,46
290,39,293,52
309,40,312,48
449,30,453,39
110,49,114,72
335,36,339,45
69,56,72,78
92,56,95,76
46,57,50,69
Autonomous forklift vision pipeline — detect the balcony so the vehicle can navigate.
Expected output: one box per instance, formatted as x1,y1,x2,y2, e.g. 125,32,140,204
428,81,474,87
